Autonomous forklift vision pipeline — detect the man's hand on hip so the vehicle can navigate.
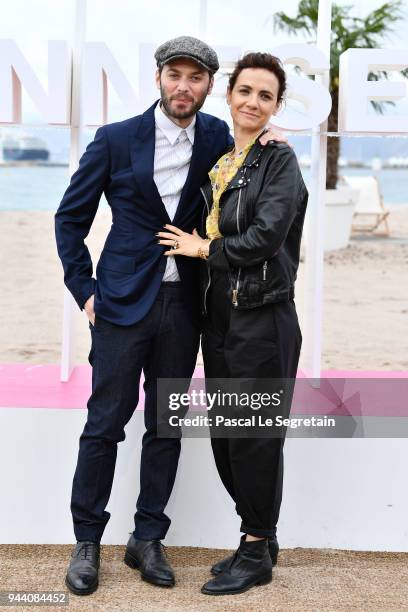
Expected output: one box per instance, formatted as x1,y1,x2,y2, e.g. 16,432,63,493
259,126,292,148
84,295,95,326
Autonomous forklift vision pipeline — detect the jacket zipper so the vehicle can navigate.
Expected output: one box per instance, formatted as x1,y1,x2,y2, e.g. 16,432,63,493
200,186,211,315
263,260,268,280
232,189,243,307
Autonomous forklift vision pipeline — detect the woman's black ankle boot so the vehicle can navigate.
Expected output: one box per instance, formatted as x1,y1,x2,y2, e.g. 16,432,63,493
201,536,272,596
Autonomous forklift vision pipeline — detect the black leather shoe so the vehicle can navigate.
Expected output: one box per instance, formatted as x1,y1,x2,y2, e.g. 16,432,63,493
210,534,279,576
202,536,272,596
124,534,175,587
65,541,100,596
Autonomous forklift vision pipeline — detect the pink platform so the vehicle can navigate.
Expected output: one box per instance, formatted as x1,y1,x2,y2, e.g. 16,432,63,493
0,363,407,416
0,363,195,410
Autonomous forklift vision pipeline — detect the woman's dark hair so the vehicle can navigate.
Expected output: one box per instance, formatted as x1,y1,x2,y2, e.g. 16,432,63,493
228,52,287,104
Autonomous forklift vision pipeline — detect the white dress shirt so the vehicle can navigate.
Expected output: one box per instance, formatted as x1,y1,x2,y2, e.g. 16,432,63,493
154,103,196,282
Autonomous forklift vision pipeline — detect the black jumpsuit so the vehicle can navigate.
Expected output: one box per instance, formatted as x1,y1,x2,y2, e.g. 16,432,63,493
202,267,302,538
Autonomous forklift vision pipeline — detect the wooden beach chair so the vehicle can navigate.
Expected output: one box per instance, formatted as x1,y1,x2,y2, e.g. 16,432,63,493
342,175,390,236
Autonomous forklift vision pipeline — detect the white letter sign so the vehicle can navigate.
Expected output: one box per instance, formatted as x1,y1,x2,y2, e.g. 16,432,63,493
339,48,408,132
270,43,332,131
83,42,139,126
0,40,71,124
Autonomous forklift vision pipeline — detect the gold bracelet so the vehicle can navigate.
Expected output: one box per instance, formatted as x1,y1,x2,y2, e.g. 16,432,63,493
197,246,208,260
197,240,210,259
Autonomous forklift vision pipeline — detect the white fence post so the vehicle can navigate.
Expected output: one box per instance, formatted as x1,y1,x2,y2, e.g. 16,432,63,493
60,0,87,381
302,0,332,378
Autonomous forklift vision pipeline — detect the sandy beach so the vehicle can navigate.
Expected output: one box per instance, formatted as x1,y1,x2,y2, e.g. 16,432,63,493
0,206,407,370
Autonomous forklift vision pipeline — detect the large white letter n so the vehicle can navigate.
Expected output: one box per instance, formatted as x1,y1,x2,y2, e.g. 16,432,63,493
0,40,70,124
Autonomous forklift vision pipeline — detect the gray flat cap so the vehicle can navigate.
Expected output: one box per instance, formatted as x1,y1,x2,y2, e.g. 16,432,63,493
155,36,219,74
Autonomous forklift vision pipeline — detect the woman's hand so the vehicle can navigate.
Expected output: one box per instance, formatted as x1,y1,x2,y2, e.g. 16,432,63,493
157,224,210,258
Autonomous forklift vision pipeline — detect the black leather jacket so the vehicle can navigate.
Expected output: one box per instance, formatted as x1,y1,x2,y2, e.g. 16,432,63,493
200,137,308,313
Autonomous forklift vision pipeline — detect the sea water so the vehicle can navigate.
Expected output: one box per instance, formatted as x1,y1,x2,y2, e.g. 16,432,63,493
0,165,407,212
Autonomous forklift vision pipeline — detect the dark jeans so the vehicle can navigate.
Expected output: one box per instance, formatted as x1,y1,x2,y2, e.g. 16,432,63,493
71,283,200,543
202,270,302,538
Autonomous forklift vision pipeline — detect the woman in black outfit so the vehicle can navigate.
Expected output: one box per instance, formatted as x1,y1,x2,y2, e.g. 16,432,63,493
157,52,308,596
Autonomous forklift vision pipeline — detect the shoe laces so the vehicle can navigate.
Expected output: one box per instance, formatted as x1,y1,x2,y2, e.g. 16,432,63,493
77,542,95,560
151,540,166,556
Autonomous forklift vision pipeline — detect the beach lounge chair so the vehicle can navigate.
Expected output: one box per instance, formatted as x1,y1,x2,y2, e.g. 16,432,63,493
342,175,390,236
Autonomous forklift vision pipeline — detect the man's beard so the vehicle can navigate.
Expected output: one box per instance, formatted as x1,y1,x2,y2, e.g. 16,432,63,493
160,85,209,120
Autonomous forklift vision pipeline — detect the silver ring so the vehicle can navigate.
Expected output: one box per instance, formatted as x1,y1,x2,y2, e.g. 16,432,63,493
172,240,179,250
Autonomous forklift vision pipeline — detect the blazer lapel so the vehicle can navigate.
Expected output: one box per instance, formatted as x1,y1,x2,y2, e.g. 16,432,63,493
129,101,171,224
173,113,214,227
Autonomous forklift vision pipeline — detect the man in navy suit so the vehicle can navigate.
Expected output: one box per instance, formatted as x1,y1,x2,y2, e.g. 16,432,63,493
56,36,282,595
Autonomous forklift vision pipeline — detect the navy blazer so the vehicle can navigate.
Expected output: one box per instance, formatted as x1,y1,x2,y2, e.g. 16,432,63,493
55,101,232,326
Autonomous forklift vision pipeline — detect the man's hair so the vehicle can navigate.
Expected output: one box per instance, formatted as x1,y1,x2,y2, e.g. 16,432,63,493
229,52,287,103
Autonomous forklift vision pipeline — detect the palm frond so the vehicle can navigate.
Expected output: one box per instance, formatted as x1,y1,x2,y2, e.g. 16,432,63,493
273,12,315,36
370,100,395,114
368,70,392,80
271,0,407,186
273,0,319,35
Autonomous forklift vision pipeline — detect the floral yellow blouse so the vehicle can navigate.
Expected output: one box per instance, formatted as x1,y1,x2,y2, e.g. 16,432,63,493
206,137,257,240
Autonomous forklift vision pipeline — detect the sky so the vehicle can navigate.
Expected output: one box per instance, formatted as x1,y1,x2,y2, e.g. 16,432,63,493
0,0,407,125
